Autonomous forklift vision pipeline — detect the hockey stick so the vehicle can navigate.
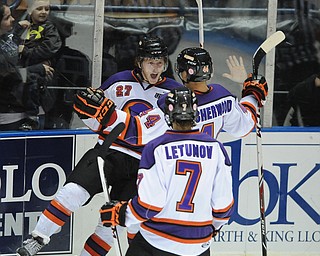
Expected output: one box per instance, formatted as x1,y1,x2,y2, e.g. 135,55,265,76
252,31,285,79
97,122,125,256
195,0,204,48
252,31,285,256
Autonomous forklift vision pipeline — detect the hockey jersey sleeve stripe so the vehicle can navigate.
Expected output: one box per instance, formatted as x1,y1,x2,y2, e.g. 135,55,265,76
141,221,212,244
128,202,146,222
241,101,258,124
212,199,234,219
136,196,163,211
105,112,142,146
95,110,146,154
129,196,162,221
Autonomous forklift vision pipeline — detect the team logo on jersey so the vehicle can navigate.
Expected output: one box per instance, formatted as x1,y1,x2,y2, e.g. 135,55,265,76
122,100,153,116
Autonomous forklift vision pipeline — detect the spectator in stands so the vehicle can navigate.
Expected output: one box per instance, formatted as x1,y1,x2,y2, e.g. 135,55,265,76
0,2,53,131
285,72,320,126
19,0,62,67
18,0,62,127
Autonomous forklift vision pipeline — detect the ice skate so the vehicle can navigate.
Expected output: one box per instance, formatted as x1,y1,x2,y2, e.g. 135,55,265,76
16,231,49,256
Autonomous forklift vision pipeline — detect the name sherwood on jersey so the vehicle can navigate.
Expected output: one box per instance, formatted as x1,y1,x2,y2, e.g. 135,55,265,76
196,99,232,122
165,143,213,159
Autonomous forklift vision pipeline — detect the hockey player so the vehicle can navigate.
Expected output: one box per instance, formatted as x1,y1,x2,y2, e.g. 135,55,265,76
99,87,234,256
16,35,182,256
77,47,268,149
72,47,266,254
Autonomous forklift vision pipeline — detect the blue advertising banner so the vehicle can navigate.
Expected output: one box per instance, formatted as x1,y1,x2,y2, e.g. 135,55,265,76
0,135,74,255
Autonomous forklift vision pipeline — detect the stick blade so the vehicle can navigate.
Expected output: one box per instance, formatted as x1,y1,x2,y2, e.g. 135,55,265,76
253,31,286,77
259,31,285,53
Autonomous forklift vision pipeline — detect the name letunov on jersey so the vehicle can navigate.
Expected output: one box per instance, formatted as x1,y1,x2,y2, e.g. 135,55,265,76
196,99,232,122
165,144,213,159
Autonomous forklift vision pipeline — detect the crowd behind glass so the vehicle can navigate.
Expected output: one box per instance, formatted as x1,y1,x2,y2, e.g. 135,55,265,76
1,0,319,131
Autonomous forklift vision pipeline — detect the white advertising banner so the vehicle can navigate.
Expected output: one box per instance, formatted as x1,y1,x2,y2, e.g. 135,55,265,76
213,131,320,255
72,130,319,256
1,130,318,255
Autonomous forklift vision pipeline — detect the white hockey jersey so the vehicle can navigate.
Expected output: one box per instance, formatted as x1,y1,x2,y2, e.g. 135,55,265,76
124,130,234,255
87,69,182,155
100,70,182,115
83,83,258,159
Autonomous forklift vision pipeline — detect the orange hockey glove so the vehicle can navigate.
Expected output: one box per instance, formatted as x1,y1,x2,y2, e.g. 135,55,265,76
242,73,268,107
100,200,128,227
73,87,116,126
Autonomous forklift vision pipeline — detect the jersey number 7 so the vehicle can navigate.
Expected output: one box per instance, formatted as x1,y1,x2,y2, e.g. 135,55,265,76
176,160,202,213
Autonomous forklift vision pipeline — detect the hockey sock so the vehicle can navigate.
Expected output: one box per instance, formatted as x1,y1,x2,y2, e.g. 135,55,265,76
80,222,115,256
33,182,90,238
82,233,112,256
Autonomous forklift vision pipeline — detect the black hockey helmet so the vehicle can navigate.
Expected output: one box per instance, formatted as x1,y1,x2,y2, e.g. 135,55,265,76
176,47,213,83
136,35,169,71
164,86,198,127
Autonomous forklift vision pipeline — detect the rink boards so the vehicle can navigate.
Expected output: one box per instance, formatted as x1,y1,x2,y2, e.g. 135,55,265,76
0,128,319,255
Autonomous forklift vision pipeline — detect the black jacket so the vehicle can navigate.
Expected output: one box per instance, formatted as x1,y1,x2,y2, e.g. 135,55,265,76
288,74,320,126
20,20,62,67
0,25,45,114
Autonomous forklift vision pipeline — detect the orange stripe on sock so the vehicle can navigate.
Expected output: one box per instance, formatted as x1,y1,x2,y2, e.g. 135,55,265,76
51,200,72,216
84,244,100,256
43,209,65,226
91,233,112,251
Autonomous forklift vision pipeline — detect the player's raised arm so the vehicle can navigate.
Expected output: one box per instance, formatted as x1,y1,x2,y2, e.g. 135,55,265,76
221,73,268,138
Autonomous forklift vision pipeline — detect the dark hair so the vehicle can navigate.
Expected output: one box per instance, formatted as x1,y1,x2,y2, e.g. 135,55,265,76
0,2,5,23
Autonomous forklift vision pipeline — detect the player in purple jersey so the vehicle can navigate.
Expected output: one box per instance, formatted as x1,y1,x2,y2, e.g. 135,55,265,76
100,87,234,256
16,36,181,256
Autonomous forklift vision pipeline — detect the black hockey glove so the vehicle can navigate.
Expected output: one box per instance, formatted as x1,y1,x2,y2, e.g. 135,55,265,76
73,87,117,126
242,73,268,107
100,200,128,227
